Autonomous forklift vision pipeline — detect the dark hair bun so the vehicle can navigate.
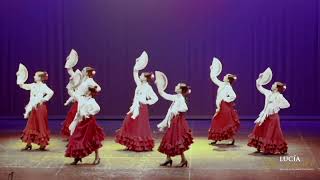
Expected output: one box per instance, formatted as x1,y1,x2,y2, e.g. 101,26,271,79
227,74,237,84
180,83,191,96
143,72,155,82
86,67,96,78
38,71,48,81
276,82,286,93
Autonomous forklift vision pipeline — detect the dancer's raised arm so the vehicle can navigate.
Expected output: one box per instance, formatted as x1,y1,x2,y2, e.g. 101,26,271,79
210,74,224,87
256,77,270,96
67,67,75,77
19,83,32,91
133,68,141,86
158,89,175,102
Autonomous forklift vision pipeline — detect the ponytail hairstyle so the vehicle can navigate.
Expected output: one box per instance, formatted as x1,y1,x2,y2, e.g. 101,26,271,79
143,72,155,83
227,74,237,85
37,71,49,82
275,82,286,93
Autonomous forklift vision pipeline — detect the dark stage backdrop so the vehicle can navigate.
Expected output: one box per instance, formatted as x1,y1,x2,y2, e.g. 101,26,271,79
0,0,319,120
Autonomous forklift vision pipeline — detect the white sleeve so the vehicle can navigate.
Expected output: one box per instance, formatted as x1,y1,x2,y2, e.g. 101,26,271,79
278,95,290,109
158,90,176,101
177,98,188,112
67,87,74,97
43,84,54,101
210,76,224,87
146,86,158,105
133,69,141,86
67,88,77,100
19,83,32,90
224,86,236,102
88,78,101,92
67,68,75,77
256,80,270,96
88,99,101,116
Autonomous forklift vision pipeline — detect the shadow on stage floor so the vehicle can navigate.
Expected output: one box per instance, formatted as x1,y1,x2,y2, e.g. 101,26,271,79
0,120,319,179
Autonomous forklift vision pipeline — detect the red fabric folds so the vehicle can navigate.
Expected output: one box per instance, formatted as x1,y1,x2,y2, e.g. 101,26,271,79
115,104,154,152
61,102,78,138
65,116,105,158
248,113,288,154
21,103,50,147
208,101,240,141
158,113,193,157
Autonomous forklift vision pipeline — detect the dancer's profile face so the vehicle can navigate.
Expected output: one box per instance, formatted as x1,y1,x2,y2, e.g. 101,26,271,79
34,73,41,82
81,68,88,77
271,82,278,92
175,84,182,94
223,74,229,82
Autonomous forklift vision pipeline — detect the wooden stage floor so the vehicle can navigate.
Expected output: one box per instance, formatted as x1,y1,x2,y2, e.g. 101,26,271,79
0,120,319,179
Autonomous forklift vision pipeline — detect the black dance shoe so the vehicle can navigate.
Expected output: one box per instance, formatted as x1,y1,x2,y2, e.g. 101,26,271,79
21,144,32,151
160,159,173,167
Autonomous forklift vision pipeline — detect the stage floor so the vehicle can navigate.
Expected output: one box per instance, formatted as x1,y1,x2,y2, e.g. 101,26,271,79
0,120,319,180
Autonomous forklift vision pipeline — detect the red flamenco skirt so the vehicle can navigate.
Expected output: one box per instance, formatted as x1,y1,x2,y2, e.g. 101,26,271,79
61,102,78,138
208,101,240,141
21,103,50,147
247,113,288,154
158,113,193,157
115,104,154,152
65,116,105,158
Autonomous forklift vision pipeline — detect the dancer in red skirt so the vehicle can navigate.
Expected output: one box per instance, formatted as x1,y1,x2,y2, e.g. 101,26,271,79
61,49,83,138
248,73,290,155
65,67,105,165
156,81,193,168
18,69,54,151
115,51,158,152
208,72,240,145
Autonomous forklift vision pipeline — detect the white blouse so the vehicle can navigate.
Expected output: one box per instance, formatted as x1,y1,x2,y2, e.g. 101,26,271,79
128,70,158,119
254,82,290,125
210,76,236,112
157,92,188,130
69,96,100,135
68,77,101,135
75,77,101,96
65,74,101,106
20,82,54,118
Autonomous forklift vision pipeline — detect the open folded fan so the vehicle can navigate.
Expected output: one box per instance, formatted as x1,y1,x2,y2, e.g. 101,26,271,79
65,49,79,69
210,57,222,77
155,71,168,91
16,63,28,85
258,67,273,85
134,51,148,71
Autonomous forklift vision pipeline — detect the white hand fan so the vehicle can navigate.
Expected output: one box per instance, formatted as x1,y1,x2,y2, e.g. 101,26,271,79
16,63,28,85
134,51,148,71
65,49,79,69
210,57,222,77
155,71,168,91
259,67,273,85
